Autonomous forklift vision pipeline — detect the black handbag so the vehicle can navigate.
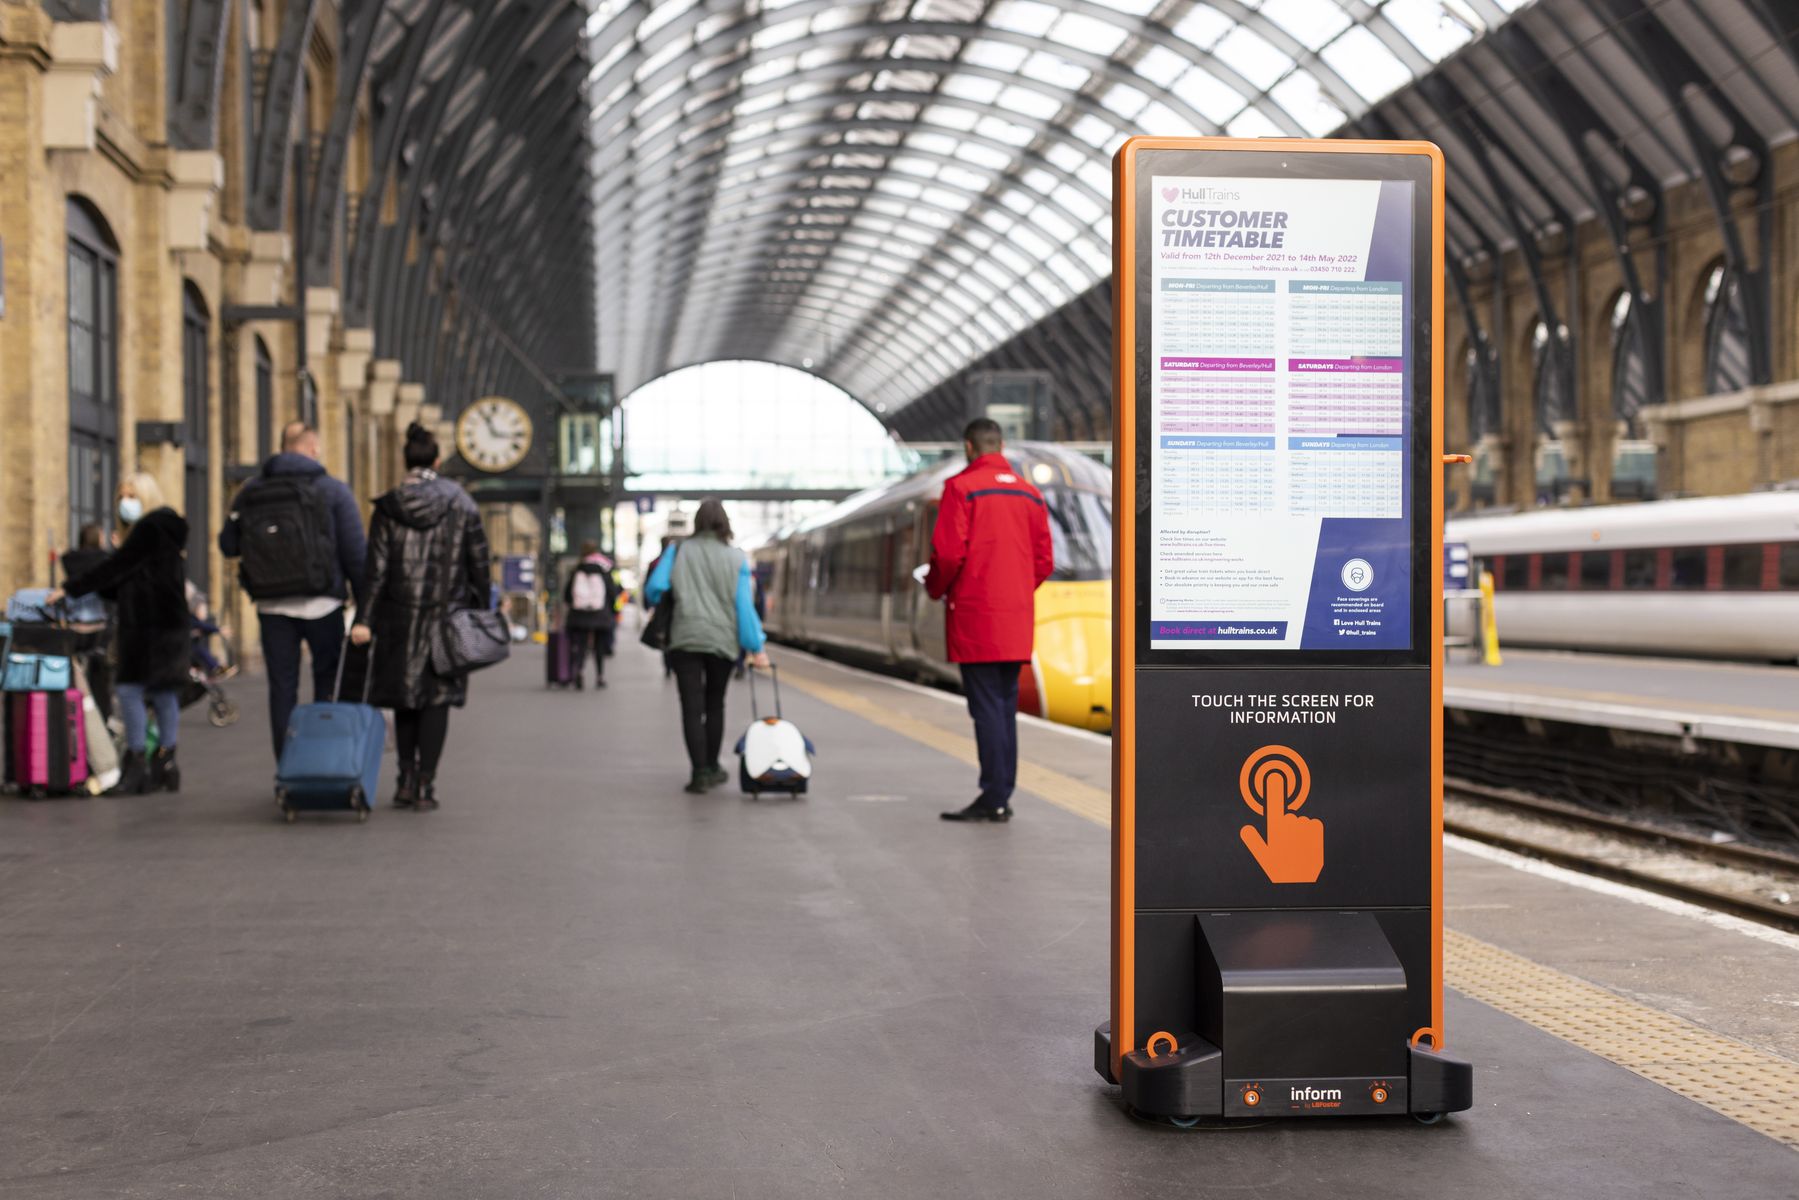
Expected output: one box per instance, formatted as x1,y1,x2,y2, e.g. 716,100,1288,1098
639,595,674,652
432,605,511,676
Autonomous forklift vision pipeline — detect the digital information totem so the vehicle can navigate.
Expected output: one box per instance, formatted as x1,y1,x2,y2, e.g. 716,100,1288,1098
1095,137,1474,1123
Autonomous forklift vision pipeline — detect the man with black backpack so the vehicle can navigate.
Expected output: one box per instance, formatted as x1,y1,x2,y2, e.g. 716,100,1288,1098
219,421,368,762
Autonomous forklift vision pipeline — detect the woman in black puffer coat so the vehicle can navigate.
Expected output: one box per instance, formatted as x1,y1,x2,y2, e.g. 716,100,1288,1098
350,424,490,812
58,472,190,794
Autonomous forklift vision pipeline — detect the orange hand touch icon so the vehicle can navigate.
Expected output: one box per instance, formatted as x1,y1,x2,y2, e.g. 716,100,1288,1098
1238,745,1324,884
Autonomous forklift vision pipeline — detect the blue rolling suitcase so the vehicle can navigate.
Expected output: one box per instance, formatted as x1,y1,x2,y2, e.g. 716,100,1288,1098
275,637,382,823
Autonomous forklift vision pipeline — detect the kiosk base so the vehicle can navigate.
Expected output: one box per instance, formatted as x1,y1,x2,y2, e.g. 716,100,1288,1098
1096,911,1472,1121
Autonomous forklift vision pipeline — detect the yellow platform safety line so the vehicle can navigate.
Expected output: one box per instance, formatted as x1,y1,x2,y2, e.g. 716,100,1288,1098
777,671,1111,825
779,665,1799,1151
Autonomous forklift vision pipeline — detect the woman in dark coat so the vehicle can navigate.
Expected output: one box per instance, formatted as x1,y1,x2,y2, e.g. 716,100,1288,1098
350,424,490,812
55,472,190,794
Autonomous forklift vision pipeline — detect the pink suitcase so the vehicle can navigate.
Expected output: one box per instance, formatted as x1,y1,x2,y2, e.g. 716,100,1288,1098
6,688,88,794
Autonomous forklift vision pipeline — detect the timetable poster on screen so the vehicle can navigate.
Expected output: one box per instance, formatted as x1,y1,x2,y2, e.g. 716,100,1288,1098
1148,174,1415,652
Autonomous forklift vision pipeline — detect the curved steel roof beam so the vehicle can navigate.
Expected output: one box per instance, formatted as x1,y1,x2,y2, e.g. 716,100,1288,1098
593,116,1110,251
618,207,1057,367
602,150,1099,298
600,168,1080,349
394,32,585,369
586,1,1310,139
685,309,943,398
603,162,1100,310
590,18,1262,146
594,86,1116,209
407,63,588,386
345,0,455,325
682,270,1008,378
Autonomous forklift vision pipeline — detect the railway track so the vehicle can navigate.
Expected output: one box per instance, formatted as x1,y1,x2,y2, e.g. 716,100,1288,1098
1445,778,1799,934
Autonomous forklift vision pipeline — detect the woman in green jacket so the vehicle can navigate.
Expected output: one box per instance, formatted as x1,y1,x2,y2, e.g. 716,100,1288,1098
643,499,770,792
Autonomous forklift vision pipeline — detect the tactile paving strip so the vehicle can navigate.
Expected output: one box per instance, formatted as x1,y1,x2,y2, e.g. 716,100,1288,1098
1446,929,1799,1150
777,670,1113,825
781,660,1799,1150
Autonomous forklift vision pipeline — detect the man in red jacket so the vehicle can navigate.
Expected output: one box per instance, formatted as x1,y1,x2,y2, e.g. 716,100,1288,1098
926,418,1055,822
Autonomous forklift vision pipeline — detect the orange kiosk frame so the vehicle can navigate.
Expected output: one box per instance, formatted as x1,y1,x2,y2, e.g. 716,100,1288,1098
1096,137,1473,1122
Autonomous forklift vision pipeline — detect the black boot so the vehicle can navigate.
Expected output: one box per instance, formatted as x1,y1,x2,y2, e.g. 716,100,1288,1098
110,750,149,796
149,747,180,793
414,772,439,812
394,765,418,808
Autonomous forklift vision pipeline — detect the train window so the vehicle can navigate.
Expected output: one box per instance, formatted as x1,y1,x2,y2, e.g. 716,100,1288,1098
1043,486,1111,581
1781,543,1799,589
1623,549,1657,589
1670,546,1707,590
1722,544,1763,590
1501,555,1528,591
1579,551,1611,590
1538,553,1570,590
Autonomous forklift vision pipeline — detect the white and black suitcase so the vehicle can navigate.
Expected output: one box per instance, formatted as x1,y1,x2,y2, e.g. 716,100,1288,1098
736,664,815,797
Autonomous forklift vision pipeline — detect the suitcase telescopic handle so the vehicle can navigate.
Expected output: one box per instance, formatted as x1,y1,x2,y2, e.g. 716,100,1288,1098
333,630,375,704
749,660,781,721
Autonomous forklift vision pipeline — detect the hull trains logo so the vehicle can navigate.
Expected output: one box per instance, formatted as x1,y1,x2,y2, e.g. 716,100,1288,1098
1238,745,1324,884
1161,185,1241,203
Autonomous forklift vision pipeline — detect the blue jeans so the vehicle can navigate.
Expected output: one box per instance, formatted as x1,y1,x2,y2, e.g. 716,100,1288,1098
116,683,180,753
960,662,1024,809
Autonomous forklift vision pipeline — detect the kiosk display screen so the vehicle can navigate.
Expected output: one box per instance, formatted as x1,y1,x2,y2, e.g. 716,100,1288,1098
1135,153,1432,661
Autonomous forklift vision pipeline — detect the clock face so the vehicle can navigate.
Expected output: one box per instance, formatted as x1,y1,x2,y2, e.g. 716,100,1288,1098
457,397,533,473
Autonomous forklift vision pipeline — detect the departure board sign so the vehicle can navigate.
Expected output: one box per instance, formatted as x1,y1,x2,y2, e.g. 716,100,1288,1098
1127,148,1436,665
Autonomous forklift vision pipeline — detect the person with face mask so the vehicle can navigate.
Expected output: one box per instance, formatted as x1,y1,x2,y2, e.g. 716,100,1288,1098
52,473,191,794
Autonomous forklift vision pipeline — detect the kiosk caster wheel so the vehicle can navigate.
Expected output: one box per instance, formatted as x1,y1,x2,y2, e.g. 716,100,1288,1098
351,787,370,822
1169,1116,1202,1129
282,808,296,824
1412,1111,1445,1125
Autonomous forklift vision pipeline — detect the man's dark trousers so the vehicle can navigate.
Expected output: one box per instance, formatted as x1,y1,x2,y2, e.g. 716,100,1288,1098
260,611,345,759
960,661,1024,810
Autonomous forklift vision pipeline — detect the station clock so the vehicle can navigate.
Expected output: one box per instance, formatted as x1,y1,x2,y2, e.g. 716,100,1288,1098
456,396,533,473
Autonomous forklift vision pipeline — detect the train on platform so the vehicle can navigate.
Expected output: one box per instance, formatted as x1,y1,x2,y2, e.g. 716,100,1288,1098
755,443,1114,732
1447,492,1799,661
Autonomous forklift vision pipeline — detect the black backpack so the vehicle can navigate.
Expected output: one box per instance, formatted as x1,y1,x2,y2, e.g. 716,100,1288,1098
234,476,337,600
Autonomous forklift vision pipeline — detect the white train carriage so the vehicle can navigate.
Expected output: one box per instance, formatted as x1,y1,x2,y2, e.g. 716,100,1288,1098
1446,493,1799,661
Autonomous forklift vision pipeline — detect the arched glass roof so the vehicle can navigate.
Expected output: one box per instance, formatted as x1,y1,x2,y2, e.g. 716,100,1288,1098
586,0,1530,412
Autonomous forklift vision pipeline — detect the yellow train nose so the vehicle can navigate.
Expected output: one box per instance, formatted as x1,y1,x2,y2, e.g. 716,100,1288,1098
1033,583,1113,734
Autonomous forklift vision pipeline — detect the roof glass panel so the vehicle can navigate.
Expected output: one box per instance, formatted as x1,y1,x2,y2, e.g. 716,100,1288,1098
1320,25,1414,100
1213,26,1293,91
1048,12,1129,56
1381,0,1480,59
1260,0,1354,51
988,0,1058,37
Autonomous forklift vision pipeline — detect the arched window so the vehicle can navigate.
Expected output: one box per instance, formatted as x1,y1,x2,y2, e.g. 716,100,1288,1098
254,335,274,458
1464,341,1496,442
1531,319,1571,503
1703,263,1751,395
66,197,118,546
1610,292,1650,436
182,282,213,592
1610,292,1656,500
1530,319,1569,435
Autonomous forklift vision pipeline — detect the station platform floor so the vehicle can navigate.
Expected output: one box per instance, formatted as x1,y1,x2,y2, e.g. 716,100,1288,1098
2,640,1797,1197
1446,648,1799,746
